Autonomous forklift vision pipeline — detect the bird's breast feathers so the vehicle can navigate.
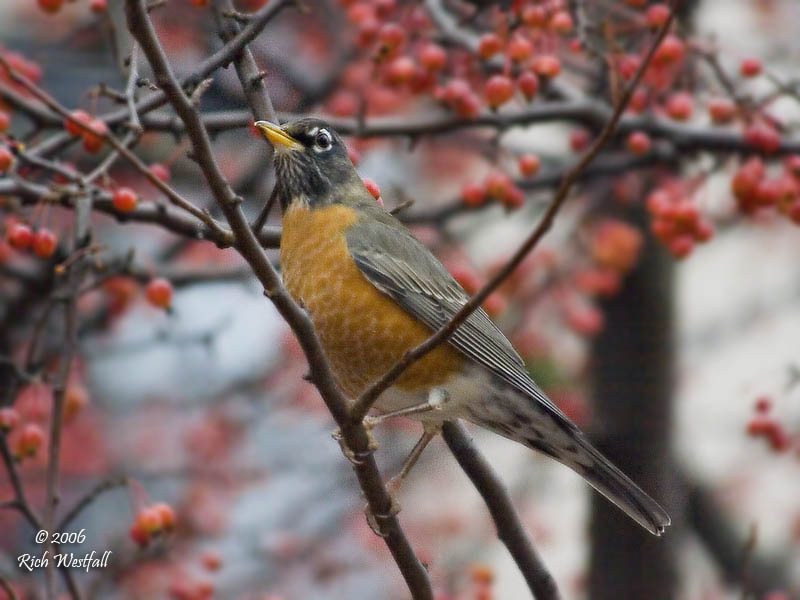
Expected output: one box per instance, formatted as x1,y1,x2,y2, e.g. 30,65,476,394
279,201,464,399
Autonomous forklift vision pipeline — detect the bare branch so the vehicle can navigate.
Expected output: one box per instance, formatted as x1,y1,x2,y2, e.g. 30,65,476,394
442,422,561,600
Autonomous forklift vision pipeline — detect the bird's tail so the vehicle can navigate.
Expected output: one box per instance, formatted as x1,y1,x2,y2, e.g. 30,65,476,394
563,435,671,536
471,413,671,536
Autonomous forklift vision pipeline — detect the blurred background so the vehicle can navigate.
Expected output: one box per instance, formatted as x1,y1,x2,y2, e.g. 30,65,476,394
1,0,800,598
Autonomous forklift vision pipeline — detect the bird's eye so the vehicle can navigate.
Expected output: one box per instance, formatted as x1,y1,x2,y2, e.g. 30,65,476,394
314,130,332,150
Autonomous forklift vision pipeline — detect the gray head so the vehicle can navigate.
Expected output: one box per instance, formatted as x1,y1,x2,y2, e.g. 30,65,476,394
255,118,363,210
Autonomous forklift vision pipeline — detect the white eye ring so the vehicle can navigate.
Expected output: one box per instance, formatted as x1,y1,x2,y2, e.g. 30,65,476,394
314,129,332,151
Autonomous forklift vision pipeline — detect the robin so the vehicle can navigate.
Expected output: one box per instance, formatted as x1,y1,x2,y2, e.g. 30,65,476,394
255,118,670,536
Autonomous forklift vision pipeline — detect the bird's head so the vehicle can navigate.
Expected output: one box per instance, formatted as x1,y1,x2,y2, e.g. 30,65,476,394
255,118,364,210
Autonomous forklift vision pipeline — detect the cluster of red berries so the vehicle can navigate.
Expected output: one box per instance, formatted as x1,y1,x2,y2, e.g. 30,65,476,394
646,187,713,258
746,396,792,453
129,502,177,546
0,407,45,461
65,110,107,154
731,155,800,222
461,171,525,210
5,221,58,259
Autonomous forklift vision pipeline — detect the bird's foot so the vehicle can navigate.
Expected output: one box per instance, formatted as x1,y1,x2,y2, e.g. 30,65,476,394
364,494,402,537
332,427,378,466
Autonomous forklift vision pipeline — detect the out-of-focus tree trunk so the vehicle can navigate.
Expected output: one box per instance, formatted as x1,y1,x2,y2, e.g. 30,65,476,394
587,205,680,599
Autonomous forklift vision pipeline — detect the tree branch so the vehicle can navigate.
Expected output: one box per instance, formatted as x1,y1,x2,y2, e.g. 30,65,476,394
442,422,560,600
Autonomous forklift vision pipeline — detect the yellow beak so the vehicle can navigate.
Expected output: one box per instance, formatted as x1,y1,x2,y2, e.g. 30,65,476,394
254,121,303,151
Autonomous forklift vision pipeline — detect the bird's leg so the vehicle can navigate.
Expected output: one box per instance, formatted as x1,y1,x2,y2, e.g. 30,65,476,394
364,423,440,537
386,423,440,495
362,388,450,430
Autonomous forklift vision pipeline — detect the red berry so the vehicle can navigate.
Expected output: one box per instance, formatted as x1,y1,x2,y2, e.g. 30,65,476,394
708,98,737,124
744,123,781,154
517,71,539,101
378,22,405,52
0,111,9,133
507,34,533,63
740,57,762,78
191,0,210,6
64,385,89,421
485,171,512,200
146,277,173,309
570,129,590,152
0,146,13,172
149,163,171,182
112,187,138,213
32,228,57,258
65,110,92,137
201,551,222,571
549,10,573,34
665,92,693,121
137,507,163,533
616,54,641,80
8,223,33,250
626,131,652,155
653,35,685,66
16,423,45,458
82,119,107,153
477,33,502,59
90,0,107,12
646,190,671,215
38,0,63,13
151,502,176,531
362,177,381,200
532,55,561,78
384,55,416,86
0,407,19,433
668,234,694,258
461,182,487,207
518,154,541,177
419,43,446,72
646,4,670,28
731,157,766,212
755,396,772,414
565,304,604,336
501,184,525,209
129,522,150,546
628,88,649,113
694,219,714,242
485,75,514,109
746,415,772,437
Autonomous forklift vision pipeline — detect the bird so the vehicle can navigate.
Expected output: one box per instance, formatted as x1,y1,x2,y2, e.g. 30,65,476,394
255,117,671,536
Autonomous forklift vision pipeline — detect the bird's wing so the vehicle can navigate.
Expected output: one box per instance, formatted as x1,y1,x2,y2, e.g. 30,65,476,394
346,216,573,425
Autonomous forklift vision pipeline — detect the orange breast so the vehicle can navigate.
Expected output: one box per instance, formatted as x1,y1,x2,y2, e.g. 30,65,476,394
280,202,464,398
